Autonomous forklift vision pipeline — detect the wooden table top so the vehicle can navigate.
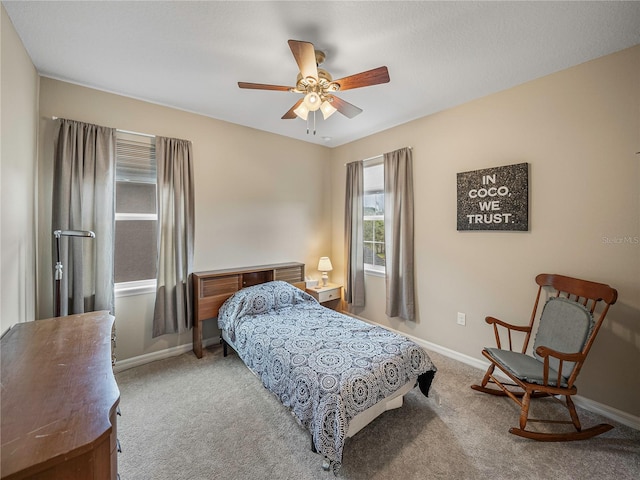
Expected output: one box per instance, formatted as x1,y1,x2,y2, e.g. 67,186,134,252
1,311,120,479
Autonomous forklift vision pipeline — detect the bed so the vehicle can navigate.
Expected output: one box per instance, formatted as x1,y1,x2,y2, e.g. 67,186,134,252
211,277,437,471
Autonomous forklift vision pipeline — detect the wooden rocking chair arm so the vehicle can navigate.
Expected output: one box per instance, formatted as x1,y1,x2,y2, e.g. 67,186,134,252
485,316,532,333
535,345,584,363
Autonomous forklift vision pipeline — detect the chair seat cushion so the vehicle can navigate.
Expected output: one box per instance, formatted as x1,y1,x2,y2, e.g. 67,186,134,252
484,347,568,387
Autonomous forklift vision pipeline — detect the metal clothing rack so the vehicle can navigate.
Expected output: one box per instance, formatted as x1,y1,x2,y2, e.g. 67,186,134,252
53,229,95,317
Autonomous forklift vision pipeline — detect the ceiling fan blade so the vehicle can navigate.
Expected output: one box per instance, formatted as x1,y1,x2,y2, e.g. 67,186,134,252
333,66,390,91
282,98,304,119
238,82,293,91
288,40,318,80
330,96,363,119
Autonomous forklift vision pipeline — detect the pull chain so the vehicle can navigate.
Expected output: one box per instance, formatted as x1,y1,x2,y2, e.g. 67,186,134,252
305,111,318,136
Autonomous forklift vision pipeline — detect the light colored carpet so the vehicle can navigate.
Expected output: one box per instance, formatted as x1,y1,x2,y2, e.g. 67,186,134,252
115,346,640,479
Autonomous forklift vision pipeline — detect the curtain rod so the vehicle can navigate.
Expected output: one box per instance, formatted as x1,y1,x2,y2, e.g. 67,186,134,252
51,117,155,138
344,146,412,166
117,128,155,138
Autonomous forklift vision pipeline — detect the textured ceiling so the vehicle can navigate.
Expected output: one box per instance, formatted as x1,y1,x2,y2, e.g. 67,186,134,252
4,1,640,147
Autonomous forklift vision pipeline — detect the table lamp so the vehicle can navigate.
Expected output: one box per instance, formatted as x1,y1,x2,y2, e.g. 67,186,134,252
317,257,333,287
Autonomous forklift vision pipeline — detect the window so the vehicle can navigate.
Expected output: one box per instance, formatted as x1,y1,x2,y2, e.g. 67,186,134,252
363,158,385,273
114,132,157,291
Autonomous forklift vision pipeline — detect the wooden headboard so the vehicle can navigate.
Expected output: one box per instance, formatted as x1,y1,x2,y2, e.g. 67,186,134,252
191,262,305,358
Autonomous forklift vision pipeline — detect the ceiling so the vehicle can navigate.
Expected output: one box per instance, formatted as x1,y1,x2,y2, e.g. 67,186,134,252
4,1,640,148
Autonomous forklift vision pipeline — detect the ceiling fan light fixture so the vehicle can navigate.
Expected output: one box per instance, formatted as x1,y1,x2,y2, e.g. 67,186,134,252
294,102,309,120
303,91,321,111
240,40,390,125
320,100,337,119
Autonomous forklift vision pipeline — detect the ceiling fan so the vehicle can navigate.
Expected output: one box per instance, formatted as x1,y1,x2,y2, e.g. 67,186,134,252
238,39,390,126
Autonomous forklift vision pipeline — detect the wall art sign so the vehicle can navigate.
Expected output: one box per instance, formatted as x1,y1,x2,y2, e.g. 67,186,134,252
457,162,529,231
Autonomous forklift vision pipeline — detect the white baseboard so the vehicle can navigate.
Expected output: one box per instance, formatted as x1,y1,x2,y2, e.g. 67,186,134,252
411,333,640,431
571,395,640,431
351,315,640,431
114,320,640,431
113,337,219,374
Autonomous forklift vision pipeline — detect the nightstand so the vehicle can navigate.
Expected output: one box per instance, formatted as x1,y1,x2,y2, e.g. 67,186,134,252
306,283,343,311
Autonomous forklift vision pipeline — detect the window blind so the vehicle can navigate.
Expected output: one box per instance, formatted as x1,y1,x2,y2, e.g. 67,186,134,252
116,133,156,184
363,157,383,194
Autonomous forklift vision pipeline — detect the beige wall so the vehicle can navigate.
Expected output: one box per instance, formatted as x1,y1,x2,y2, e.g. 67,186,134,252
330,45,640,416
7,11,638,419
1,5,39,333
37,77,332,360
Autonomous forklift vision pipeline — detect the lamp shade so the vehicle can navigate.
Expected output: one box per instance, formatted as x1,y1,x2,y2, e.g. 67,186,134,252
294,102,309,120
320,100,337,120
317,256,333,272
303,92,321,111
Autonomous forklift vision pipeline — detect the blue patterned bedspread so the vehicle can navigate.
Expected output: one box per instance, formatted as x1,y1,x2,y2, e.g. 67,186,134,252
218,281,436,468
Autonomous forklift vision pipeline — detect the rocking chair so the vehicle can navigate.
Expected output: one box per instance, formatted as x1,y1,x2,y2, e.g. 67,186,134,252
471,273,618,441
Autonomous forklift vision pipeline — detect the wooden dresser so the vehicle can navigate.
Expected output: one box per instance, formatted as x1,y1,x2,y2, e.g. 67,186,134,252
1,311,120,480
192,262,305,358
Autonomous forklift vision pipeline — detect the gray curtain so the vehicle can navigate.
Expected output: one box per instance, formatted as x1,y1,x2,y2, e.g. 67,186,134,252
344,161,365,307
384,147,415,320
153,136,195,337
52,119,116,316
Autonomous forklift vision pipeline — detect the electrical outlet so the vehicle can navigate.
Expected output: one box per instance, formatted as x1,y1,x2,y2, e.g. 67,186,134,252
457,312,466,326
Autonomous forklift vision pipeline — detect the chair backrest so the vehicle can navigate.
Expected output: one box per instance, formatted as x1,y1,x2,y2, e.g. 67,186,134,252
533,297,594,379
531,273,618,386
